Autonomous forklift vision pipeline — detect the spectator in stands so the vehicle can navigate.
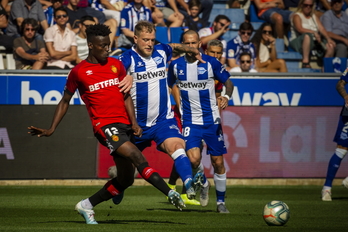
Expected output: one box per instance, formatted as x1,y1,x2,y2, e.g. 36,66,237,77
6,0,49,39
251,22,288,72
90,0,126,26
254,0,293,39
198,14,231,65
1,0,12,14
321,0,348,58
226,22,256,70
118,0,152,49
65,0,103,30
65,0,117,47
182,0,205,31
76,15,95,64
13,18,50,69
0,2,13,52
44,0,64,27
44,6,77,69
315,0,331,18
176,0,212,26
143,0,184,27
289,0,335,68
229,51,258,73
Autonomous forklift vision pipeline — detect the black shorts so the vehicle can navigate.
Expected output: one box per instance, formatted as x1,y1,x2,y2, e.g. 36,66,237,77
95,123,134,154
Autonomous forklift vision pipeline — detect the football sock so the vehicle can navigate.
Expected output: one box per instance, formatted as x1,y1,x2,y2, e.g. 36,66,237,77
89,179,125,207
171,149,193,186
137,162,170,195
168,163,180,186
214,172,226,203
324,153,343,187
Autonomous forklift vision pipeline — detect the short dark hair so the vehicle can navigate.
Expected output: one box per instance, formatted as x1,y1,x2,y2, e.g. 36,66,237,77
189,0,201,9
181,29,200,42
86,24,111,43
54,6,68,18
239,22,254,32
207,39,223,48
214,15,231,23
134,20,156,36
21,18,39,34
239,51,251,60
80,15,95,24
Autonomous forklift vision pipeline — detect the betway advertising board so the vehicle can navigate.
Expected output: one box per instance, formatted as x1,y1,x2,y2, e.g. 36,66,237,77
0,75,342,106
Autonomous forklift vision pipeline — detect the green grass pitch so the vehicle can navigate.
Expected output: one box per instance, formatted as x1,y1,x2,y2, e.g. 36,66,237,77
0,185,347,231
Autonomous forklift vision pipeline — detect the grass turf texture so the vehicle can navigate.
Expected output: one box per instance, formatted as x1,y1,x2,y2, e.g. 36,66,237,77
0,185,347,231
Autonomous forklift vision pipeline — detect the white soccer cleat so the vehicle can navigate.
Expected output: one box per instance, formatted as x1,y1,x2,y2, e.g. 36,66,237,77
167,190,186,211
217,203,230,213
75,201,98,224
342,177,348,189
200,181,210,207
321,189,332,201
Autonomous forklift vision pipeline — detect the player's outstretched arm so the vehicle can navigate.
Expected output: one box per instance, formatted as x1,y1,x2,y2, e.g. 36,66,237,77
336,79,348,107
169,43,206,63
124,93,142,137
28,91,72,137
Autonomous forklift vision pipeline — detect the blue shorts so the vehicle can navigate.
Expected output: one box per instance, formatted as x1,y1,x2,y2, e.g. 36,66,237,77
183,123,227,156
333,115,348,147
135,118,183,151
260,8,293,24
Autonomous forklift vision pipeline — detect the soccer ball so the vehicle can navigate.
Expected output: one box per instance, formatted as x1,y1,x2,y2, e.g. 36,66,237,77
263,200,290,226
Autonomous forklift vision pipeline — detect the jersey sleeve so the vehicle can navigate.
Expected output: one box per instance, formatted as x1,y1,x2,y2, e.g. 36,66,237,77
64,69,78,95
226,40,237,59
119,50,131,70
157,43,173,63
341,68,348,82
210,57,230,84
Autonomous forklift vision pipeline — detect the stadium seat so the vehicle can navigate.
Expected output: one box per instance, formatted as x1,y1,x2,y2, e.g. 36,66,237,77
223,30,238,43
323,57,348,73
170,27,185,43
249,2,266,23
155,26,169,44
208,8,245,29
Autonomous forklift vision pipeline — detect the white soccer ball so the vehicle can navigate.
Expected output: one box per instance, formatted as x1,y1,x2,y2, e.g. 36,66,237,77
263,200,290,226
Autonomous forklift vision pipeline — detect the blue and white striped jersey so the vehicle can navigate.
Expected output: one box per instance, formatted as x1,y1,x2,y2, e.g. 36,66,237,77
119,44,174,128
168,54,230,125
120,2,152,31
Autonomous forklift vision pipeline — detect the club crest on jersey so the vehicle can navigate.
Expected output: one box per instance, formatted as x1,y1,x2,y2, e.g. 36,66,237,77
137,61,144,67
111,135,119,142
153,56,163,65
111,65,118,73
198,67,207,75
86,70,93,75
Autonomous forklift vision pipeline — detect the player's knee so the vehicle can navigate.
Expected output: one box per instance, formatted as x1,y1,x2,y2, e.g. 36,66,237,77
335,147,348,159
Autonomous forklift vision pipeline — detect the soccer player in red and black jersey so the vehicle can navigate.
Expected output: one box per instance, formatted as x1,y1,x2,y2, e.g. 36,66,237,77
28,24,184,224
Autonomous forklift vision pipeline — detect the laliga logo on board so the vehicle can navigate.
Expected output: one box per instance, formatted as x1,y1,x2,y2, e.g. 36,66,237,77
201,111,247,174
0,128,14,160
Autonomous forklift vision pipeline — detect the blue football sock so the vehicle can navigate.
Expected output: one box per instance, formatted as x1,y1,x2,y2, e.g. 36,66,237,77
324,154,342,187
174,155,193,188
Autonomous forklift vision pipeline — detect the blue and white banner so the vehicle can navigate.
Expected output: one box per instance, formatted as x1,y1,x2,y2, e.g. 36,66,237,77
0,75,342,106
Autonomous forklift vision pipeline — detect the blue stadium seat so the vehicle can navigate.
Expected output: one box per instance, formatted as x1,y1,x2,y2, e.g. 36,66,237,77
323,57,348,73
208,8,245,29
170,27,185,43
223,30,238,43
249,2,266,23
155,26,169,44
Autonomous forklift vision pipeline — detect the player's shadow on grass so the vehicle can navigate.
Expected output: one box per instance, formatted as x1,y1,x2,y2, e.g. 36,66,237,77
98,219,186,225
332,196,348,201
147,208,214,213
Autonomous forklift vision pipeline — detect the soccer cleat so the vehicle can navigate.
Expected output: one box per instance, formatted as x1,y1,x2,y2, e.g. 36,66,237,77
192,172,204,194
342,177,348,189
112,192,124,205
168,190,186,211
180,194,200,205
200,181,210,207
217,203,230,213
167,183,176,191
321,189,332,201
75,201,98,224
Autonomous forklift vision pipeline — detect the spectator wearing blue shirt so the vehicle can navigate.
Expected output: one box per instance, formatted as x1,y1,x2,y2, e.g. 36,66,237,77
118,0,152,49
321,0,348,58
226,22,256,70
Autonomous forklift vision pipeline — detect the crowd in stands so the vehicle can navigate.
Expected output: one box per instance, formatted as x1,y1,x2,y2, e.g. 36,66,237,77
0,0,348,72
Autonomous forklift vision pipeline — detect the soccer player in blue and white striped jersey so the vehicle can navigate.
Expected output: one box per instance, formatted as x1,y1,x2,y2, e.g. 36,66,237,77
168,30,234,213
119,21,206,201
